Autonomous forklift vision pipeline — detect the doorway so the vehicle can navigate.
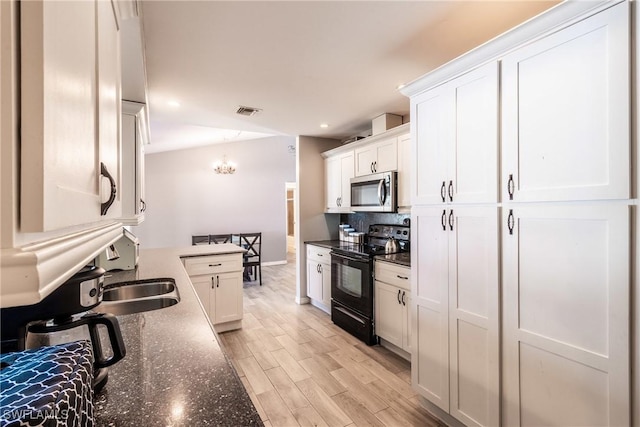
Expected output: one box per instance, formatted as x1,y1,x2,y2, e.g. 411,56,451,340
285,182,296,254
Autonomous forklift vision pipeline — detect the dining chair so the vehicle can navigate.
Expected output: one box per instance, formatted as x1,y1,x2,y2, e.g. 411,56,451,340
209,234,233,244
192,235,210,245
239,232,262,286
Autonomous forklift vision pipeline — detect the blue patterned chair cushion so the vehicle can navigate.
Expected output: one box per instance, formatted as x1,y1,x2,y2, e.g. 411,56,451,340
0,340,94,427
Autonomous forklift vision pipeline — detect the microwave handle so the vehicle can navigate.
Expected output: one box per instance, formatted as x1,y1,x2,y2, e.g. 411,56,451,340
378,179,387,205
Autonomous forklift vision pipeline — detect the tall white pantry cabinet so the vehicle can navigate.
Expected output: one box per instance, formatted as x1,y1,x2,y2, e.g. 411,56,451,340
403,2,635,427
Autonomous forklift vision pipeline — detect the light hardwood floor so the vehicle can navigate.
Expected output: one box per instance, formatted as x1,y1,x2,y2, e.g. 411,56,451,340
218,254,444,427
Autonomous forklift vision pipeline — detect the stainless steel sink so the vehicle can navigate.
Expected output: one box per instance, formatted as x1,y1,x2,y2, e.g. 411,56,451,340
102,280,175,301
98,278,180,316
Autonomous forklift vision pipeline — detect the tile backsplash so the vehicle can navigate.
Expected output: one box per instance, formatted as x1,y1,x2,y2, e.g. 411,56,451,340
339,212,410,234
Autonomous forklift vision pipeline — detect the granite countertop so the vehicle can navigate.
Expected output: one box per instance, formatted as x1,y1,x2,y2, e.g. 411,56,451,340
375,252,411,268
94,244,262,426
304,239,342,250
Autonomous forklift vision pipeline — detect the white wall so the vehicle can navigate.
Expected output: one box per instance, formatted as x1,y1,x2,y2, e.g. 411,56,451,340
133,136,296,263
295,136,341,303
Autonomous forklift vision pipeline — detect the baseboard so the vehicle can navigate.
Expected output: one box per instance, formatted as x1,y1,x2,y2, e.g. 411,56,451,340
213,319,242,333
296,296,310,305
378,338,411,362
262,260,287,266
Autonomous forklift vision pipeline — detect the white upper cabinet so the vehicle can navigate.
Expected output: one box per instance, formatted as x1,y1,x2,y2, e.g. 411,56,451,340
325,150,354,212
20,0,122,232
97,0,122,220
354,137,398,176
412,61,499,205
121,101,148,225
501,2,629,203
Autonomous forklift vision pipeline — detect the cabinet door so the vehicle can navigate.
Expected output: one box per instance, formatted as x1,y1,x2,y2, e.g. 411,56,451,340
502,205,630,427
325,156,340,210
97,0,121,219
121,101,147,224
339,151,354,207
450,62,498,204
397,133,411,208
354,146,376,177
502,2,629,203
411,206,450,411
320,262,332,308
448,207,500,427
307,260,323,301
20,0,99,231
214,272,243,324
402,291,411,353
375,281,403,348
412,84,451,205
190,275,213,320
374,138,398,174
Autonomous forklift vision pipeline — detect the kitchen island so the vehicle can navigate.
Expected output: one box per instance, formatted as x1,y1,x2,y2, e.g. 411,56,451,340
94,244,262,426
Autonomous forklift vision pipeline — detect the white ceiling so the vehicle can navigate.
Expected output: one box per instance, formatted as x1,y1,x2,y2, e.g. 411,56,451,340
139,0,559,153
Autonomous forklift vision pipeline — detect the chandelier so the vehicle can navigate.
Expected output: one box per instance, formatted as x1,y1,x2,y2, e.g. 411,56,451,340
213,155,237,174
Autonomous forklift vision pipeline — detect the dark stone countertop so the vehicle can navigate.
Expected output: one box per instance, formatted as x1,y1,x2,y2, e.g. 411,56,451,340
375,252,411,268
306,240,411,267
94,244,262,426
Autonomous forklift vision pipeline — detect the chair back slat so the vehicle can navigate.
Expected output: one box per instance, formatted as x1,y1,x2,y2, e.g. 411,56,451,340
239,233,261,258
192,235,210,245
209,234,233,244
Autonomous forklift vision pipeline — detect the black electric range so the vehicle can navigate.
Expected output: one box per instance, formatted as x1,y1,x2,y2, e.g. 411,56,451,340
330,224,410,345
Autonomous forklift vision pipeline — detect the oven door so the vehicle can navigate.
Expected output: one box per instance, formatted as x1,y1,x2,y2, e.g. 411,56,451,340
330,251,372,317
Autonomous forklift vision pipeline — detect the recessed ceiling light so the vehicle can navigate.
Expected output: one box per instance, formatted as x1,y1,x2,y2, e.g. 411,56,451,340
396,83,406,90
167,100,181,107
320,123,329,128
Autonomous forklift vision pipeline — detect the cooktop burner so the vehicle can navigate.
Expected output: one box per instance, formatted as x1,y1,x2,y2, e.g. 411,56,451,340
332,224,410,258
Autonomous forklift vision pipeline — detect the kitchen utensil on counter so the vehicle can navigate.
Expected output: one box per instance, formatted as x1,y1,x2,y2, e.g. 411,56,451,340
349,232,365,244
0,341,95,426
1,264,126,391
385,237,399,254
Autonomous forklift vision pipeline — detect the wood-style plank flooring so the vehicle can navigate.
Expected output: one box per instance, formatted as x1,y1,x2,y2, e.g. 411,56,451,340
218,253,444,427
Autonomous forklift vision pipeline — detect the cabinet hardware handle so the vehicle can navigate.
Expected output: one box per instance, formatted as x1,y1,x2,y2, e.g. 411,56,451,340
397,289,401,304
209,263,222,267
319,264,322,273
441,210,447,231
140,198,146,212
508,174,514,200
448,180,453,202
396,275,408,280
402,291,406,306
211,277,215,289
371,163,374,173
100,162,117,216
508,209,515,235
440,181,446,203
448,210,454,231
217,276,220,288
374,161,377,172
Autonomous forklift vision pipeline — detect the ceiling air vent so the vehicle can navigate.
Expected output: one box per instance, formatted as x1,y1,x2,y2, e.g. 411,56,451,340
236,106,262,116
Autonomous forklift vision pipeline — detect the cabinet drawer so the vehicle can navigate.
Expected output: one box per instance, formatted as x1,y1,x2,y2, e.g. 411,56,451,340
307,245,332,264
375,261,411,291
184,253,242,276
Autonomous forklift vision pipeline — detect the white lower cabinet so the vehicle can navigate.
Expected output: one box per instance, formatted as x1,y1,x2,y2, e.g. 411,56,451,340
306,244,331,313
375,260,411,355
412,206,500,427
502,204,630,427
184,253,244,332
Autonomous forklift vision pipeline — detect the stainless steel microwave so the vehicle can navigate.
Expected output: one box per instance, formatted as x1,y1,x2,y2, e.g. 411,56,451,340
350,171,397,212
